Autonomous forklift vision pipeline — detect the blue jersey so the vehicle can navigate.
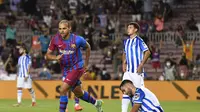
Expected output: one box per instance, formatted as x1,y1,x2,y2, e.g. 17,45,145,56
18,55,31,78
49,33,87,75
123,36,149,73
38,35,50,52
132,87,164,112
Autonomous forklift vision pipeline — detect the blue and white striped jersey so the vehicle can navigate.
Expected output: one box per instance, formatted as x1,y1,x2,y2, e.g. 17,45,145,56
123,36,148,73
18,55,31,78
132,87,164,112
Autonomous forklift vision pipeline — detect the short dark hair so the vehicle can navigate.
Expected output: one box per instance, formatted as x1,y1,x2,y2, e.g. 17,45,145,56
21,44,28,54
120,80,133,89
127,22,140,32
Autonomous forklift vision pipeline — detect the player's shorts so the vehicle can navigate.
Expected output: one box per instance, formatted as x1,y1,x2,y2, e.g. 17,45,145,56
63,68,84,90
17,77,32,89
122,72,144,88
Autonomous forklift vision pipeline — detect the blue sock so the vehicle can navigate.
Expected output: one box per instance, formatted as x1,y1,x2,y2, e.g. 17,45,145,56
74,97,79,104
59,96,68,112
79,91,96,105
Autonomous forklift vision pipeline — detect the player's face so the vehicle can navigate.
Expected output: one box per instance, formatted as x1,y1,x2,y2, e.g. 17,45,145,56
127,25,137,35
19,47,24,55
59,23,71,38
121,84,134,96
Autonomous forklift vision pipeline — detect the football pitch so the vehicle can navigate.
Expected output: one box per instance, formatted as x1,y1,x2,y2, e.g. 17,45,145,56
0,99,199,112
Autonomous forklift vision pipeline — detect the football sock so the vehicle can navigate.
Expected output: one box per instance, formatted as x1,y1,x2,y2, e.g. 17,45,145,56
122,94,130,112
59,96,68,112
74,97,79,105
79,91,96,105
29,89,36,102
17,90,22,104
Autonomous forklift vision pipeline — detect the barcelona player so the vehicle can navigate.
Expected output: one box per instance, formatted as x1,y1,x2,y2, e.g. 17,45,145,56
46,20,103,112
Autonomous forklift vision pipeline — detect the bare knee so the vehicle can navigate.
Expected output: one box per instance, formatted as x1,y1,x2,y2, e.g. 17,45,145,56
60,83,70,96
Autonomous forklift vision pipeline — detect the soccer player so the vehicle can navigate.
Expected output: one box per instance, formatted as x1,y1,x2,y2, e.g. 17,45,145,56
122,22,151,112
120,80,164,112
13,44,36,107
46,20,103,112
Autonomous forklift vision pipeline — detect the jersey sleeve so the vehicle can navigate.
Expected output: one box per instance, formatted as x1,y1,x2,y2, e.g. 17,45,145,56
123,39,127,53
132,88,145,104
28,56,32,65
48,36,56,51
139,39,149,52
77,36,87,49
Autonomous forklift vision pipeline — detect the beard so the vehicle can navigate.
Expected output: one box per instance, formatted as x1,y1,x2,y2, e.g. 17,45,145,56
127,88,134,97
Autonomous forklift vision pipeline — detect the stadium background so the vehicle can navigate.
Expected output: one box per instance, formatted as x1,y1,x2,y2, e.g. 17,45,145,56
0,0,200,112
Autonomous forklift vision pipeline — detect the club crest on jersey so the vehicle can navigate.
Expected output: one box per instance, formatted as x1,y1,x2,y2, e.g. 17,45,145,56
134,93,140,100
71,44,76,49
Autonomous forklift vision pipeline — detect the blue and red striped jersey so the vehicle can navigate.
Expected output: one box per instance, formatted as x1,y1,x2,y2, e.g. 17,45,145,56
49,33,87,75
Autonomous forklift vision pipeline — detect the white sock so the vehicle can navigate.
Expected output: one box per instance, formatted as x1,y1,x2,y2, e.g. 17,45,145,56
17,90,22,104
29,89,36,102
122,94,130,112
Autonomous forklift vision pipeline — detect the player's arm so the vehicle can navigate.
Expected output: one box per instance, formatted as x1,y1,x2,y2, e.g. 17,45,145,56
141,50,151,66
84,41,91,70
122,39,127,72
46,49,63,61
137,40,151,73
137,50,151,73
131,103,141,112
45,37,63,61
122,52,127,72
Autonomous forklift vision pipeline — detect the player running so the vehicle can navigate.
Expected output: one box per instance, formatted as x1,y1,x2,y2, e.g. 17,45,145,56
46,20,103,112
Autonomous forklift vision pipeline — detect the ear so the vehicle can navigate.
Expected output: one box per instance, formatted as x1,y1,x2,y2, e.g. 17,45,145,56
68,26,72,31
135,28,138,32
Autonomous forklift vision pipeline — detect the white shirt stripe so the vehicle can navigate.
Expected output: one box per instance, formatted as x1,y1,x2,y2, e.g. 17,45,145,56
18,55,31,78
124,36,149,73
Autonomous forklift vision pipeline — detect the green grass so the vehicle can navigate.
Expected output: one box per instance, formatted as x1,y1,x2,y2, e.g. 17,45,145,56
0,99,199,112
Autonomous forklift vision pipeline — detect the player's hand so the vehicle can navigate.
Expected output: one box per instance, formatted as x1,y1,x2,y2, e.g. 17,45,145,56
56,54,63,61
122,63,127,72
137,64,143,73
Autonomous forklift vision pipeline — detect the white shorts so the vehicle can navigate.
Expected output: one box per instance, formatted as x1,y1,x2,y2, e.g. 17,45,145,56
17,77,32,89
122,72,144,88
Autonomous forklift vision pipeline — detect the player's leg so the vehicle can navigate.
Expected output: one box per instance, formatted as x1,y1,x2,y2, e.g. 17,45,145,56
13,88,23,107
74,97,83,111
73,85,103,112
13,77,24,107
130,73,145,88
59,82,71,112
67,68,103,112
25,78,36,106
28,88,36,106
121,72,131,112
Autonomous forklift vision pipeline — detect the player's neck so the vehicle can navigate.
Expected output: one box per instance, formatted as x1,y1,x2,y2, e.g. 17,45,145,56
130,34,137,39
22,53,26,56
